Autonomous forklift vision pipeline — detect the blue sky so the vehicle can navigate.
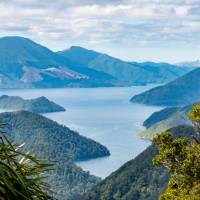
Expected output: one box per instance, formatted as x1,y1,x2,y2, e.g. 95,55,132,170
0,0,200,63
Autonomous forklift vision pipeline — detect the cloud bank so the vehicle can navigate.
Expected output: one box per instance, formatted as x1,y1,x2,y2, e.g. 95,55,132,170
0,0,200,61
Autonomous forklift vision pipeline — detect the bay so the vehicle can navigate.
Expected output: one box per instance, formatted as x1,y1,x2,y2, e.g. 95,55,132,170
0,85,163,178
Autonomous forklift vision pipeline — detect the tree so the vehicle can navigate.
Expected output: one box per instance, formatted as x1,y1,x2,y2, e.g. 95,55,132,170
0,123,53,200
153,103,200,200
188,103,200,137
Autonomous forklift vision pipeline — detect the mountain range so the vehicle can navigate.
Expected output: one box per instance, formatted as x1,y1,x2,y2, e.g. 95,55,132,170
59,46,191,86
0,95,65,113
0,36,114,88
130,68,200,106
0,36,192,88
0,111,110,200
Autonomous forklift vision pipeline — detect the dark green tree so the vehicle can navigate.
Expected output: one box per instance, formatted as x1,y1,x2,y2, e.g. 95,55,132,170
153,103,200,200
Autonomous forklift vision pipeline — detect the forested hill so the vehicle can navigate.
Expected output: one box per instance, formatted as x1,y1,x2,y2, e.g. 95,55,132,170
0,95,65,113
80,125,196,200
143,107,180,128
139,104,194,139
130,68,200,106
0,111,110,200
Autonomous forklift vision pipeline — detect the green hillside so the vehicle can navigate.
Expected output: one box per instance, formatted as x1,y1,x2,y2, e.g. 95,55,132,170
0,95,65,113
143,107,180,128
139,104,194,139
58,46,191,86
80,125,196,200
0,111,110,200
130,68,200,106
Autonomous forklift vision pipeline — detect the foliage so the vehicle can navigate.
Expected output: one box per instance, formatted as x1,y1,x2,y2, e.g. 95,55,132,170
188,102,200,133
79,144,168,200
153,103,200,200
81,125,196,200
0,111,106,200
0,110,110,161
0,123,53,200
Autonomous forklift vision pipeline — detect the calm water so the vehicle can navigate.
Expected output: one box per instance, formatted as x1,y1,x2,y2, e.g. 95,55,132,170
0,86,162,178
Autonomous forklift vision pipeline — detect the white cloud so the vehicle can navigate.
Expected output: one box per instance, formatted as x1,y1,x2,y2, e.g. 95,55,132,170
0,0,200,61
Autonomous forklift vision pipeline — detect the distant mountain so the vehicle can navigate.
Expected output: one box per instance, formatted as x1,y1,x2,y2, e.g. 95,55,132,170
88,55,153,85
130,61,191,81
130,68,200,106
0,111,110,200
58,46,191,86
140,104,194,139
177,60,200,68
0,36,114,88
58,46,100,67
0,95,65,113
80,125,196,200
0,36,193,88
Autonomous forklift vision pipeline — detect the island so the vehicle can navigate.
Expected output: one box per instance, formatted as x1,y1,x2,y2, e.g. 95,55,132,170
0,95,66,113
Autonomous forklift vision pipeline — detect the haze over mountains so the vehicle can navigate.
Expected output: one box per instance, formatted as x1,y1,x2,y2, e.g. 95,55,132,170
177,60,200,68
0,36,192,88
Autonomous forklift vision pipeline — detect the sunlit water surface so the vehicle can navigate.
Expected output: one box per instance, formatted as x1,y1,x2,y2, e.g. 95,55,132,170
0,86,163,178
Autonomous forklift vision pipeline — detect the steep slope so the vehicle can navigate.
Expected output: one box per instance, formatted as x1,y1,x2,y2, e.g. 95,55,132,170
59,46,191,86
0,36,66,74
0,36,113,88
88,54,151,85
0,95,65,113
80,125,196,200
0,111,110,200
130,68,200,106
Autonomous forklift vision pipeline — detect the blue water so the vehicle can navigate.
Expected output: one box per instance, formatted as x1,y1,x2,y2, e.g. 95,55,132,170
0,86,162,178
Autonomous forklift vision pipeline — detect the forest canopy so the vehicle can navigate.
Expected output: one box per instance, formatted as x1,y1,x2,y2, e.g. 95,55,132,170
153,103,200,200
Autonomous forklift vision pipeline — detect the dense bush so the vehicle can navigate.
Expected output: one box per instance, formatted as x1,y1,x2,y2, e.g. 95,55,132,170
0,124,52,199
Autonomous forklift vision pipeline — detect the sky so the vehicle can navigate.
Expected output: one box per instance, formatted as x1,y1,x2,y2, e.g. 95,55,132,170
0,0,200,63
